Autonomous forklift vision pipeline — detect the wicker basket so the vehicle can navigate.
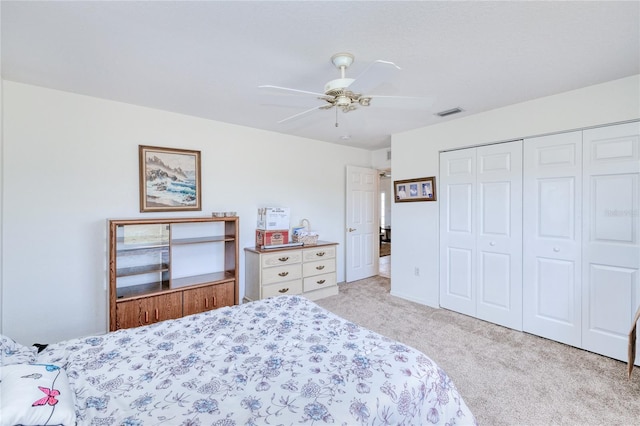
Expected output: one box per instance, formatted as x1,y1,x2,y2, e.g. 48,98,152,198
292,219,319,245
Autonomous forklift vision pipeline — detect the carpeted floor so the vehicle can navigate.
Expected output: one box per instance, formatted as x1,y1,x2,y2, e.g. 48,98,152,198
315,276,640,426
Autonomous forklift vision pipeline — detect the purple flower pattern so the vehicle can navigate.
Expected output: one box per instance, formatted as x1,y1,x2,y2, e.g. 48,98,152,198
36,296,476,425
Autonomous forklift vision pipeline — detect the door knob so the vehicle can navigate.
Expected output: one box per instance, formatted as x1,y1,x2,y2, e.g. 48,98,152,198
348,228,357,232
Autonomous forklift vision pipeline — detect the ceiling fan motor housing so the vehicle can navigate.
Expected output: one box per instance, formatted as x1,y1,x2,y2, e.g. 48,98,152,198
324,78,355,94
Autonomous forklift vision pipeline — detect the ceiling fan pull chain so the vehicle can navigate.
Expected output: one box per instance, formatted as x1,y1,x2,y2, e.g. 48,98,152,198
335,107,339,127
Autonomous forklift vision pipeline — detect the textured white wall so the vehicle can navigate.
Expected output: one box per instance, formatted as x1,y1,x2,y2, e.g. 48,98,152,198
390,75,640,307
1,81,372,345
0,4,3,333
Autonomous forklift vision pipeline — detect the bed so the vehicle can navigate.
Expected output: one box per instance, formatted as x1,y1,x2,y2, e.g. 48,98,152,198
1,295,476,425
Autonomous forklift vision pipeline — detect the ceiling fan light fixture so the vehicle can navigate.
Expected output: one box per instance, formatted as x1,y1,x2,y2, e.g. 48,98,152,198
261,52,435,127
336,95,351,107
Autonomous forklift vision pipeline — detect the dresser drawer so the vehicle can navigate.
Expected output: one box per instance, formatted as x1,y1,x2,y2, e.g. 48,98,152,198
262,264,302,285
303,273,336,292
303,258,336,277
263,280,303,298
262,250,302,267
303,246,336,261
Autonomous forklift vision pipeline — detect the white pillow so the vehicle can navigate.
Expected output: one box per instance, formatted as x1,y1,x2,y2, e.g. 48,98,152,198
0,334,38,366
0,363,77,426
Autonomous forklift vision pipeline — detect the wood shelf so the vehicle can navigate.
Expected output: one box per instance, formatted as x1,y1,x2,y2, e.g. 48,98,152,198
171,235,235,245
116,280,169,299
116,263,169,277
171,270,236,289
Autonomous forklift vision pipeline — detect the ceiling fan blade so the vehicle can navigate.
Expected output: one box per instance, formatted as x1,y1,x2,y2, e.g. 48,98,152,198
367,95,436,109
277,105,326,124
258,85,328,98
348,60,401,94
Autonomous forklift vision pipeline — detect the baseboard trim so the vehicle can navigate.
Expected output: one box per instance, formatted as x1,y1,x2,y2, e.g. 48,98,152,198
389,290,439,309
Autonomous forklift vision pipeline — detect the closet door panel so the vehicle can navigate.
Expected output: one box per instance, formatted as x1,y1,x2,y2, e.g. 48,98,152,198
523,132,582,346
440,149,477,316
476,141,523,330
535,258,576,323
479,251,511,308
447,247,474,300
582,122,640,364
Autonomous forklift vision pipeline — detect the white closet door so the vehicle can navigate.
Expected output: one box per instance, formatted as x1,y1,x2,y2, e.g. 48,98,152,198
440,148,477,317
440,141,523,330
582,122,640,364
523,131,582,346
476,141,523,330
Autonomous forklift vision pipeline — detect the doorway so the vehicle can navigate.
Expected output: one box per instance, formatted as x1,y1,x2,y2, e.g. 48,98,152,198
379,170,391,277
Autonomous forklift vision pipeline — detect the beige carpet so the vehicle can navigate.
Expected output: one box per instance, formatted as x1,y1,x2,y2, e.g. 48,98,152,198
315,276,640,426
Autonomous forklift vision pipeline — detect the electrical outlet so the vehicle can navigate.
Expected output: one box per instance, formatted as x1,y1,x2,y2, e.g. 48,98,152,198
414,267,420,276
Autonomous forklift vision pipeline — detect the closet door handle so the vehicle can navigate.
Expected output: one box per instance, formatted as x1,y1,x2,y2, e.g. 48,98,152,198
489,242,496,246
553,247,560,252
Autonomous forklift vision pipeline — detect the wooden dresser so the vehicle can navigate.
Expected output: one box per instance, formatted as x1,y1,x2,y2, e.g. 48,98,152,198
244,241,338,302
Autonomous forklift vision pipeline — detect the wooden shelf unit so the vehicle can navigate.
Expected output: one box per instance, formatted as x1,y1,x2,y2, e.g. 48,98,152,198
108,216,239,331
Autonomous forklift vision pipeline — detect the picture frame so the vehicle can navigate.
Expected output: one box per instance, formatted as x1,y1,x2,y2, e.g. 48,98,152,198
394,176,437,202
139,145,201,212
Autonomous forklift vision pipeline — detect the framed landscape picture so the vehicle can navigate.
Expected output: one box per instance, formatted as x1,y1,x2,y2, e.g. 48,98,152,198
139,145,201,212
394,176,436,202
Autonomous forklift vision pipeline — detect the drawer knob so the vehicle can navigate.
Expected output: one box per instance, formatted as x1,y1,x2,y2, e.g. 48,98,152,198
278,256,289,262
317,279,326,285
316,265,325,270
278,288,289,293
316,252,325,257
278,271,289,277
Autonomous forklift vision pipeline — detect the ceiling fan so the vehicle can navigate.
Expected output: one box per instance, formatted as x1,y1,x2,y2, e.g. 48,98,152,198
259,52,435,125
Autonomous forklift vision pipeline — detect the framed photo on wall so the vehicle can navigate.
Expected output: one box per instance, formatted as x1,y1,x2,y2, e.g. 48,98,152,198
139,145,201,212
394,176,437,202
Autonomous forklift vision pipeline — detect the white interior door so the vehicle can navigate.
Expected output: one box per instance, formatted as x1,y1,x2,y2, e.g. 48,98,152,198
582,122,640,364
440,149,477,317
345,165,378,282
476,142,523,330
523,131,582,346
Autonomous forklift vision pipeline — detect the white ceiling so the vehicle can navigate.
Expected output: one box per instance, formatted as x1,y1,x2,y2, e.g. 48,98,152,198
2,1,638,150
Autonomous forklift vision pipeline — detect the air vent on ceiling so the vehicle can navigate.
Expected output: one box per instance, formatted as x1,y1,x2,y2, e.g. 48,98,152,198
435,107,463,117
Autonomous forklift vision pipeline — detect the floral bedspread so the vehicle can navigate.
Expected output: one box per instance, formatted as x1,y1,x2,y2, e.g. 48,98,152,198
37,295,476,425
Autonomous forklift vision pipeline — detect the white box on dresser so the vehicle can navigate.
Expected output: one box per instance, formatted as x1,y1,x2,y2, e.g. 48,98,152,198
244,242,339,302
